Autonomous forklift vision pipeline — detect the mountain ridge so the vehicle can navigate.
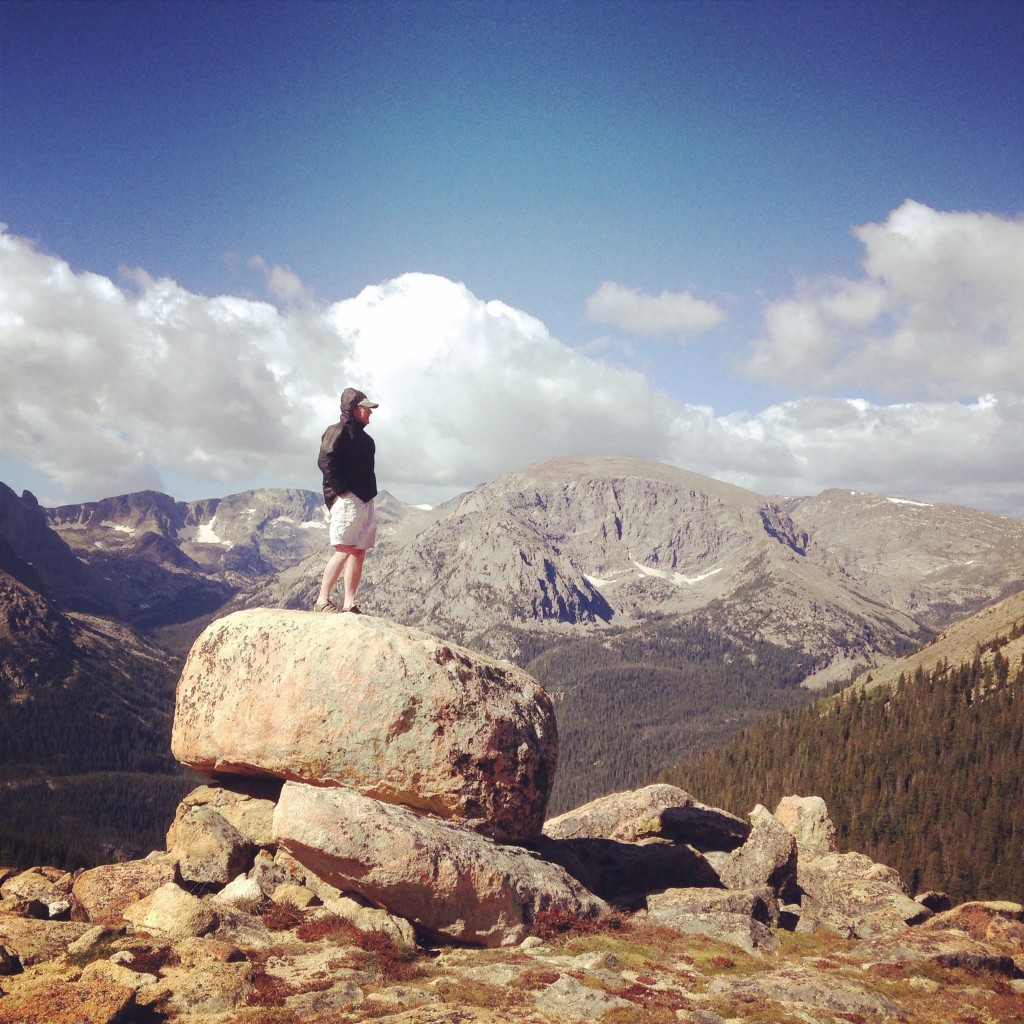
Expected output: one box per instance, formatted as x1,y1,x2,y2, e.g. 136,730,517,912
3,454,1020,683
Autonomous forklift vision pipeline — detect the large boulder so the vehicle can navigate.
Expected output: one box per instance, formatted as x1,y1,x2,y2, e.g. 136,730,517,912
273,781,607,947
716,804,798,900
796,852,930,938
0,868,70,919
854,924,1021,977
0,974,138,1024
175,781,281,847
121,882,218,940
0,917,90,967
646,886,781,953
172,609,557,841
165,801,256,885
543,784,748,851
529,835,719,903
544,784,697,840
774,795,837,860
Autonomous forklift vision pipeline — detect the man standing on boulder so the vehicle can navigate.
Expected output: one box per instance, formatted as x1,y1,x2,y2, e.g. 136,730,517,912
314,387,379,613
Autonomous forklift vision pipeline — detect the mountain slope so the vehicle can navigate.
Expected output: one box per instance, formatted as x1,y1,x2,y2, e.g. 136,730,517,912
783,488,1024,627
345,456,927,686
0,562,181,778
3,457,1024,870
854,588,1024,694
46,487,333,629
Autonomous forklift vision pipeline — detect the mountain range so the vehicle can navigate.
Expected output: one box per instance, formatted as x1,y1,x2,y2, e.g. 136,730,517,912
13,454,1023,676
1,456,1023,861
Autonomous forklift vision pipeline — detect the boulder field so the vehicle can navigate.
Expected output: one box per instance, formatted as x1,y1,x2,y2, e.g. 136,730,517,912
1,609,1022,1022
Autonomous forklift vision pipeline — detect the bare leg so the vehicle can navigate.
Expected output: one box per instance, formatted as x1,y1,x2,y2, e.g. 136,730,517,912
341,548,366,610
317,546,349,607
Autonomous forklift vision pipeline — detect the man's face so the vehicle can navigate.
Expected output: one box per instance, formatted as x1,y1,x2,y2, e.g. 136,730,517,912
353,404,373,425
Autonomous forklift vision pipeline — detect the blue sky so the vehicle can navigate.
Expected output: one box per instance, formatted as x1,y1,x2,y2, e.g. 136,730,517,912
1,0,1022,514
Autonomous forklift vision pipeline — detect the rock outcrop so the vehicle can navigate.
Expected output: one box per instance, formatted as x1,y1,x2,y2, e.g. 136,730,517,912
1,783,1022,1022
274,782,606,947
543,782,750,850
172,609,557,842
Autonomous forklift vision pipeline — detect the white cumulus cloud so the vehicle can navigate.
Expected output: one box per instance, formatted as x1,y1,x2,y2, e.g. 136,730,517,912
585,281,727,339
739,201,1024,400
1,219,1022,518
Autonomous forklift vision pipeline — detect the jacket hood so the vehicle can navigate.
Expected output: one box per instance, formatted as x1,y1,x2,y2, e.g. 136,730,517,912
339,387,369,421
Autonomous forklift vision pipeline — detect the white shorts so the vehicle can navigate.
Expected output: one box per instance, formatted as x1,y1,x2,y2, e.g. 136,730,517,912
326,494,377,549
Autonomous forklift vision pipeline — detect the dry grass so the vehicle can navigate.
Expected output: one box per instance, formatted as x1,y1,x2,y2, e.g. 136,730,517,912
291,912,426,983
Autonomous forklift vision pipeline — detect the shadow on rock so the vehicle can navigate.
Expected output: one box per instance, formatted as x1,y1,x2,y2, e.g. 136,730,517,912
527,835,721,907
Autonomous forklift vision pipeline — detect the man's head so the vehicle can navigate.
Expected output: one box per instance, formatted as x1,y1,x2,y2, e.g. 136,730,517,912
340,387,379,419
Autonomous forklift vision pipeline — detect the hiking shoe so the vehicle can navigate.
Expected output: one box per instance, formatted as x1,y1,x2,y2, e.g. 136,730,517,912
341,605,362,614
313,599,338,612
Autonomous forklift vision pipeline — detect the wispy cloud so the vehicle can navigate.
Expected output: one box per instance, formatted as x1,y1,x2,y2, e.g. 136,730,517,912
247,256,314,305
584,281,727,339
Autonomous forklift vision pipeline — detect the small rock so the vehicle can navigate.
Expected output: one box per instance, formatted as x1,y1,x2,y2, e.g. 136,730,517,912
0,943,20,976
218,874,264,911
80,958,157,990
0,895,48,919
532,973,632,1021
317,893,417,948
271,881,320,909
67,925,120,956
121,882,217,940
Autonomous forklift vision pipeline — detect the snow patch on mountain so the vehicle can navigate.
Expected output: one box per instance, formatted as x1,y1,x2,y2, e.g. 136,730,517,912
585,562,724,589
100,521,136,534
631,559,724,587
887,497,933,507
179,516,232,548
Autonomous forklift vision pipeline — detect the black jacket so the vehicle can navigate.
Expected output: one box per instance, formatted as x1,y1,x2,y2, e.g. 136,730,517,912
318,388,377,505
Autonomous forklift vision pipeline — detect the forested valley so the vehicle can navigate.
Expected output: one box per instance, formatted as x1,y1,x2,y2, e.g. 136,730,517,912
522,616,820,815
0,645,195,870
